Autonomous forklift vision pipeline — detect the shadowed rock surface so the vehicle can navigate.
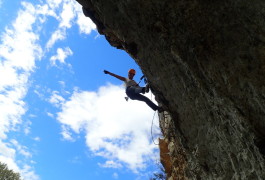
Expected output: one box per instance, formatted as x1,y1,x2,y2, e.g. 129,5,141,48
76,0,265,179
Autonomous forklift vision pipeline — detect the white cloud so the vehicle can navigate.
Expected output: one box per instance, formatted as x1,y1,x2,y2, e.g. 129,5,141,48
0,2,40,139
10,139,32,158
99,160,122,169
62,0,96,34
61,125,75,142
77,12,96,34
0,3,42,144
1,3,42,71
20,165,39,180
0,2,42,179
47,112,54,118
45,0,96,49
56,84,160,172
76,6,96,34
50,47,73,66
46,29,66,49
47,0,63,9
33,137,41,142
23,120,32,135
58,80,65,87
0,141,39,180
59,0,75,28
49,90,66,107
0,156,20,173
35,4,57,19
0,0,95,179
0,141,16,160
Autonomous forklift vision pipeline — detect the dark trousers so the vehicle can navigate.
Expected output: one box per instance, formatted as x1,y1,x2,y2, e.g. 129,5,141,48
126,86,158,111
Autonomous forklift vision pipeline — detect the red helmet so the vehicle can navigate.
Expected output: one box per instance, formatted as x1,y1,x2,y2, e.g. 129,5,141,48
128,69,136,75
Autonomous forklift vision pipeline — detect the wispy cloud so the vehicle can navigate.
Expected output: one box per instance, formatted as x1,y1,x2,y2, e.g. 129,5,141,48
46,29,66,50
61,125,75,141
45,0,96,49
50,47,73,66
56,84,160,172
33,137,41,142
98,160,122,169
0,2,42,179
10,139,32,158
0,140,38,180
0,0,96,178
47,0,63,9
49,90,66,108
0,2,40,138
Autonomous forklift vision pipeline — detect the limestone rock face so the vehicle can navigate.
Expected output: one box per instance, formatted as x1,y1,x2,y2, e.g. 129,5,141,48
76,0,265,179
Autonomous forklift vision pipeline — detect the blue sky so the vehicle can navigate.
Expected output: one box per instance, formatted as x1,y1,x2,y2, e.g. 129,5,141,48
0,0,161,179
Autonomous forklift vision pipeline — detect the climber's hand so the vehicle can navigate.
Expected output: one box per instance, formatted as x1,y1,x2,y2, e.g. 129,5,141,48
104,70,109,74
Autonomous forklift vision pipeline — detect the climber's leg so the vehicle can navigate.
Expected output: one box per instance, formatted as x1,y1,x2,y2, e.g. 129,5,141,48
129,93,158,111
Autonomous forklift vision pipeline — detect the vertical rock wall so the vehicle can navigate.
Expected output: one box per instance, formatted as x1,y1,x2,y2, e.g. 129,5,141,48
76,0,265,179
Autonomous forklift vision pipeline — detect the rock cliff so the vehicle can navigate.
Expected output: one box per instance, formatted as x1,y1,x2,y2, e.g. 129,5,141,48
76,0,265,179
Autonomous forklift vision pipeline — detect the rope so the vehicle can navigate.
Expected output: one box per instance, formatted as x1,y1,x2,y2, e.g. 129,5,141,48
137,77,159,145
149,82,160,145
151,110,159,145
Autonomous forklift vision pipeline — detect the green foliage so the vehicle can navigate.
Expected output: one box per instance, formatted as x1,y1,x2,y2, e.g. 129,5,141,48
0,162,21,180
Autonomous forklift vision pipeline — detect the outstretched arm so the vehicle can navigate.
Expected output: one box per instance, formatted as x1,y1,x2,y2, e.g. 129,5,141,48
104,70,126,81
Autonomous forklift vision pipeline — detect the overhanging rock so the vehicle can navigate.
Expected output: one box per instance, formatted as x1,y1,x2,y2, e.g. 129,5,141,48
76,0,265,179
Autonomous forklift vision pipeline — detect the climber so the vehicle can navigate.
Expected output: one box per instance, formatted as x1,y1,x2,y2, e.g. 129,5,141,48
103,69,163,112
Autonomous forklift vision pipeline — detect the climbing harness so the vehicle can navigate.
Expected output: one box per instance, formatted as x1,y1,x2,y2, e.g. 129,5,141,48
124,75,148,101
